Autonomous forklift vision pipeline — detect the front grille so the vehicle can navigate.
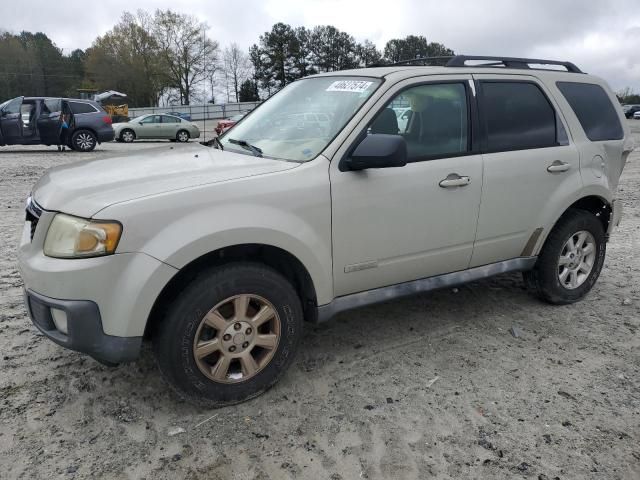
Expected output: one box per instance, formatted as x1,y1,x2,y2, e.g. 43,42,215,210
25,196,43,241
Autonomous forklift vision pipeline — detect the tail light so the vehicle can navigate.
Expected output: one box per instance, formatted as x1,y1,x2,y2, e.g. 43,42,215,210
103,116,113,125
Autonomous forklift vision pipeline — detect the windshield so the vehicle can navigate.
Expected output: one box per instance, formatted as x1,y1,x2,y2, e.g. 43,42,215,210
219,76,381,161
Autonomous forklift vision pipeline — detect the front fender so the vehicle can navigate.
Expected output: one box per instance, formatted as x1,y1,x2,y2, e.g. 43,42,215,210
101,159,333,304
148,204,333,304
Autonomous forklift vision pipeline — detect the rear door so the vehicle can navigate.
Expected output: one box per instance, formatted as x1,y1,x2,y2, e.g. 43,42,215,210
36,98,63,145
160,115,181,137
0,97,24,143
470,75,581,266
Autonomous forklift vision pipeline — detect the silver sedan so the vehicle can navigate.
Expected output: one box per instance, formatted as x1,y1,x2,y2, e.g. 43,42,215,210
113,114,200,143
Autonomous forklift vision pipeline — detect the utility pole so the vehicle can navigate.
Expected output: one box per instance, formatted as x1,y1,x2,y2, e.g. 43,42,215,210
202,27,207,142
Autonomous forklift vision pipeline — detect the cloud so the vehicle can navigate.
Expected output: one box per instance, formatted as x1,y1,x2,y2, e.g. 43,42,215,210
1,0,639,91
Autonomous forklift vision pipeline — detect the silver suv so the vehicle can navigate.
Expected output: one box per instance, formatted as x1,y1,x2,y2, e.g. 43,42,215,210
18,56,633,406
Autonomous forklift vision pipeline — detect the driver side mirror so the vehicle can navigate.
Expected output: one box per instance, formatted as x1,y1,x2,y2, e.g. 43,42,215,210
341,134,408,171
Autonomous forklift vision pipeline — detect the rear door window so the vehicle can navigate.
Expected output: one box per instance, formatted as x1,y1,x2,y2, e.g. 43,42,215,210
556,82,623,141
43,99,62,114
68,101,98,114
479,81,557,152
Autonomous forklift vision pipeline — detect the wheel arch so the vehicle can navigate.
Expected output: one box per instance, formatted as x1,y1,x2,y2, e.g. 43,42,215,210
72,126,98,138
144,243,318,338
534,194,612,256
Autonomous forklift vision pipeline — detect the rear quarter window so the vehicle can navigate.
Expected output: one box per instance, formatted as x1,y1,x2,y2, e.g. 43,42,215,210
556,82,623,141
68,101,99,114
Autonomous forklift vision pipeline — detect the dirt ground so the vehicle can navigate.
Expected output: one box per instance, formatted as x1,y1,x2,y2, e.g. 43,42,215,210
0,125,639,480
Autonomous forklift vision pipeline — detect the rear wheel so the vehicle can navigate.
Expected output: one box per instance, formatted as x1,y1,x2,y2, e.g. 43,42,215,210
71,130,97,152
524,209,606,304
153,263,304,407
176,130,190,142
120,129,135,143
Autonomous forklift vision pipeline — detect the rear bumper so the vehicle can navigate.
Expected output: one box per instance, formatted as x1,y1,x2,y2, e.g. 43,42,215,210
97,129,115,143
24,289,141,364
608,199,623,235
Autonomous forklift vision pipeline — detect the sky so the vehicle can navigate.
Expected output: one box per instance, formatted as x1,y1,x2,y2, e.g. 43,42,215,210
2,0,639,92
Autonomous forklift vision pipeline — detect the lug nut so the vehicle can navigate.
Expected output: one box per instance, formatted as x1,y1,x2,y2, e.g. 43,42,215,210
223,334,231,341
234,323,242,330
242,342,249,348
229,345,236,352
245,328,252,335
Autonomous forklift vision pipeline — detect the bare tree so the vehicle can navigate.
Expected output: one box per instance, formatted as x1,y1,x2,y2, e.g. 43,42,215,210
223,43,251,102
152,9,219,105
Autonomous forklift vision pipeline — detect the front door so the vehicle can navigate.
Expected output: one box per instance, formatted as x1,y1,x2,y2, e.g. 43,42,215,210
0,97,24,144
469,75,582,267
330,76,484,297
138,115,163,138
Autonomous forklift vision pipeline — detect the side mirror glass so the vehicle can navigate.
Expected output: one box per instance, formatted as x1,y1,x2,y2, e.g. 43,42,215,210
341,134,408,171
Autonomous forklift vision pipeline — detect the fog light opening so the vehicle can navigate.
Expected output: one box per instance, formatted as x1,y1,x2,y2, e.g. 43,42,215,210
50,308,68,335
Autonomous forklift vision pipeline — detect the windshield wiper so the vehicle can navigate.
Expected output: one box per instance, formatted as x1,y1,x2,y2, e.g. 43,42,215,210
200,136,224,150
228,138,262,157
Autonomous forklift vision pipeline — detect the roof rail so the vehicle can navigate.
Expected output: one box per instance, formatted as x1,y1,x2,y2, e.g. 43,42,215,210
381,55,583,73
446,55,583,73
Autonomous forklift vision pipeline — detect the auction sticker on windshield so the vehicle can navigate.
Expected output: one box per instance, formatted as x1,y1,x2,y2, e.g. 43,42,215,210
326,80,373,93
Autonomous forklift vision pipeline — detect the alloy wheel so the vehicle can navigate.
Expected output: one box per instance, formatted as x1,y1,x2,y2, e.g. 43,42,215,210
75,133,95,151
177,131,189,142
557,230,596,289
192,294,281,383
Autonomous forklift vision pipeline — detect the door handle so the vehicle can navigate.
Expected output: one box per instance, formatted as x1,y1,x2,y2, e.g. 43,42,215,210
439,173,471,188
547,160,570,173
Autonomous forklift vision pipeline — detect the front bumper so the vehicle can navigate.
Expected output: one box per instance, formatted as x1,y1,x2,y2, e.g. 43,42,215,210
18,208,178,362
24,289,141,364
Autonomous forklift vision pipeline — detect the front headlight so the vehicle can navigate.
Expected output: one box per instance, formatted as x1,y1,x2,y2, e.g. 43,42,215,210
44,214,122,258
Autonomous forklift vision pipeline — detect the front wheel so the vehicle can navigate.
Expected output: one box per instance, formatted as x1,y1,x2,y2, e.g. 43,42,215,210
120,129,135,143
176,130,190,142
71,130,97,152
524,209,606,304
153,263,304,407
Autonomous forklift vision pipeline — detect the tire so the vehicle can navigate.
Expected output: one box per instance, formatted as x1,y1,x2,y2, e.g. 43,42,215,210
120,129,135,143
176,130,190,142
153,262,304,407
71,130,97,152
524,209,606,305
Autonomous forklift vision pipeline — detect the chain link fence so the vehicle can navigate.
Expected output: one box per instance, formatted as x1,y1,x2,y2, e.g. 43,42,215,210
128,101,261,121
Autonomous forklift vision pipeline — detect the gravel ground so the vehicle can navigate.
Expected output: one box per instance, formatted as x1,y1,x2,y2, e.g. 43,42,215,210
0,126,639,480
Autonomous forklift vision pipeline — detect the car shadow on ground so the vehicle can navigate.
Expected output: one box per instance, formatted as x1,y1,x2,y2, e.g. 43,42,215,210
34,272,535,414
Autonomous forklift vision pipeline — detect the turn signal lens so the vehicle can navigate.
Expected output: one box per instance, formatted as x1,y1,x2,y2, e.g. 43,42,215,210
44,214,122,258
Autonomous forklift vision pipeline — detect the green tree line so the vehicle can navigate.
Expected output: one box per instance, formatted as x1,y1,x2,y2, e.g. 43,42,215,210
0,10,455,107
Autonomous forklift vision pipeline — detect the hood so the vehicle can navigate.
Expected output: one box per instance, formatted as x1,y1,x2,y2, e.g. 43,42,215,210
33,145,300,217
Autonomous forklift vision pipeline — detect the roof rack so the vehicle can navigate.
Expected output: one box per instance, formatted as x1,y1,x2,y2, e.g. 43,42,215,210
383,55,583,73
